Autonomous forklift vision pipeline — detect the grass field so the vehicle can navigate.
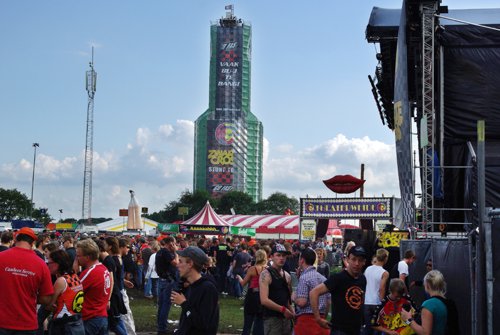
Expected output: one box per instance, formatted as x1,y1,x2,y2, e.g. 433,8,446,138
129,266,342,333
128,289,245,333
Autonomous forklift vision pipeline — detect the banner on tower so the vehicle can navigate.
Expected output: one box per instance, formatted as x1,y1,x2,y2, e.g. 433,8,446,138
215,26,243,119
206,120,236,196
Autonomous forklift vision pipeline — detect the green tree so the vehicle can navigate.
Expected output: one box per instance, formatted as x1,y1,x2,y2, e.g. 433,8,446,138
256,192,299,215
0,188,33,220
0,188,54,224
218,191,255,214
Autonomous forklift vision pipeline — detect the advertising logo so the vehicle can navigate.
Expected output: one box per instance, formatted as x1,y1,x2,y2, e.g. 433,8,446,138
215,122,236,145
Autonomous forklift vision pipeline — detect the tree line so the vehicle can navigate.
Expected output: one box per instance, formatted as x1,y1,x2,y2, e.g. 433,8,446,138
0,187,299,225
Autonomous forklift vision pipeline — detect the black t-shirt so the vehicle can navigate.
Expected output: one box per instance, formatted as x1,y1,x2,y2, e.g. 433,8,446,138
177,276,219,335
156,248,177,280
102,255,126,316
324,270,367,334
208,245,217,258
0,245,9,252
34,248,45,261
215,244,232,266
141,247,153,270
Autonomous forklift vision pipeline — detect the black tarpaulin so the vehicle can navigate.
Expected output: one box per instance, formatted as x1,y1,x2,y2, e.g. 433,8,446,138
439,25,500,140
401,239,472,335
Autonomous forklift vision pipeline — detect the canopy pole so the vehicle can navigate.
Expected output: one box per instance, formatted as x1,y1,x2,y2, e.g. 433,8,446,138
435,14,500,33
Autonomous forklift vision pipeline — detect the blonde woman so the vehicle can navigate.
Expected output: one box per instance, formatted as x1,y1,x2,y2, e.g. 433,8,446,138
315,248,330,278
236,249,267,335
401,270,448,335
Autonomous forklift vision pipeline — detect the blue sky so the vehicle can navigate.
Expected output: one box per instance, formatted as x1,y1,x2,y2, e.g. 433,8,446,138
1,0,497,220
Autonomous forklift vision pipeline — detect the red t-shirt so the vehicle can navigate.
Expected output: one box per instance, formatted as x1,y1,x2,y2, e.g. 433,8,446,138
0,247,54,330
79,262,111,320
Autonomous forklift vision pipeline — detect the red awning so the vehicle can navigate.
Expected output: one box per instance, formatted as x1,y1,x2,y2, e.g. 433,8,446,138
220,215,299,234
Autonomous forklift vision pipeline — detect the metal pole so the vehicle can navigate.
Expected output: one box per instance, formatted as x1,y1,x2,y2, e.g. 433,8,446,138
478,120,493,335
30,143,39,218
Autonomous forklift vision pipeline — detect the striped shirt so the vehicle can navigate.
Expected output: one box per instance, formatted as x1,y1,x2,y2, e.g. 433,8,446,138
295,266,330,316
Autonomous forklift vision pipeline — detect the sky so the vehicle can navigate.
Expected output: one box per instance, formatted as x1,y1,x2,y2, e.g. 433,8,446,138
1,0,497,221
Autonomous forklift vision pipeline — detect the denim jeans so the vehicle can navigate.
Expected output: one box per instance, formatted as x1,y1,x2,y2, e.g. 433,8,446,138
83,316,108,335
36,305,50,335
361,305,381,335
233,277,242,297
49,318,85,335
157,279,175,333
144,277,152,296
216,265,229,292
331,331,358,335
108,316,127,335
136,264,143,289
0,329,36,335
151,278,159,297
242,313,263,335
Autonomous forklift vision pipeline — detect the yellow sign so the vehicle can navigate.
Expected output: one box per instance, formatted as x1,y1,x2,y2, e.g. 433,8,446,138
301,220,316,241
377,231,409,248
208,149,234,165
56,223,76,230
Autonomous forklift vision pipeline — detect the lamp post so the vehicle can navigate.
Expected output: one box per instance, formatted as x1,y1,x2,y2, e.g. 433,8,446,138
30,142,39,218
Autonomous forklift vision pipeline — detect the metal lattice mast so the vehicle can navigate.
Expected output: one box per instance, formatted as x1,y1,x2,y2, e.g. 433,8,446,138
420,2,437,233
82,48,97,225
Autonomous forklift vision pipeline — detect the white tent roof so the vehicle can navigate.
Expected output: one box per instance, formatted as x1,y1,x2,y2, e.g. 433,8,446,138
97,217,159,232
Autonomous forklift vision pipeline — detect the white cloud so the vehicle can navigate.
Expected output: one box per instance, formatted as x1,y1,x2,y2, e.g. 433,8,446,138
0,126,399,220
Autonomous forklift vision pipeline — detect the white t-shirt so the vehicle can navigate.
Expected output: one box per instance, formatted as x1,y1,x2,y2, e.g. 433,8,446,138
364,264,387,305
398,260,409,278
146,253,159,279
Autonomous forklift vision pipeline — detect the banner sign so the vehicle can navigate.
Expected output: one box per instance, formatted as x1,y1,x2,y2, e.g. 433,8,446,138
300,219,316,241
206,120,236,196
119,209,128,217
377,231,409,248
215,26,243,117
179,224,230,235
178,207,189,216
300,197,393,219
230,226,256,237
157,224,180,234
55,223,77,230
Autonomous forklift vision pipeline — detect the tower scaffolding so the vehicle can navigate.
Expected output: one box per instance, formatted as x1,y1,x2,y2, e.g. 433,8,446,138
419,1,438,233
82,48,97,225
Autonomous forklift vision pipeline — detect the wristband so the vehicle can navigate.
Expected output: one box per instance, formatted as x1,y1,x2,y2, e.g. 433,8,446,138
280,306,287,314
405,317,414,325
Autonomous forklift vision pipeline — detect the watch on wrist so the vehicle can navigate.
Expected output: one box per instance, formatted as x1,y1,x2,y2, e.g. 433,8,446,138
405,317,414,325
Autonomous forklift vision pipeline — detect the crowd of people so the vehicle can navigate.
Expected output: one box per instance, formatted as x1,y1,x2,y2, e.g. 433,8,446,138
0,228,454,335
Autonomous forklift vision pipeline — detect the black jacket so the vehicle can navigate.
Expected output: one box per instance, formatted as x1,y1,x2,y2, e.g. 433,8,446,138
176,275,219,335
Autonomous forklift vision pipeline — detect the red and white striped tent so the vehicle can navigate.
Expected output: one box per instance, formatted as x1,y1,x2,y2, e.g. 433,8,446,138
220,215,299,236
182,201,230,226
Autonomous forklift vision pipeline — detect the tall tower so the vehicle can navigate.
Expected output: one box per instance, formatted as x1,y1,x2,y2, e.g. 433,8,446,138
193,5,263,202
82,48,97,225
